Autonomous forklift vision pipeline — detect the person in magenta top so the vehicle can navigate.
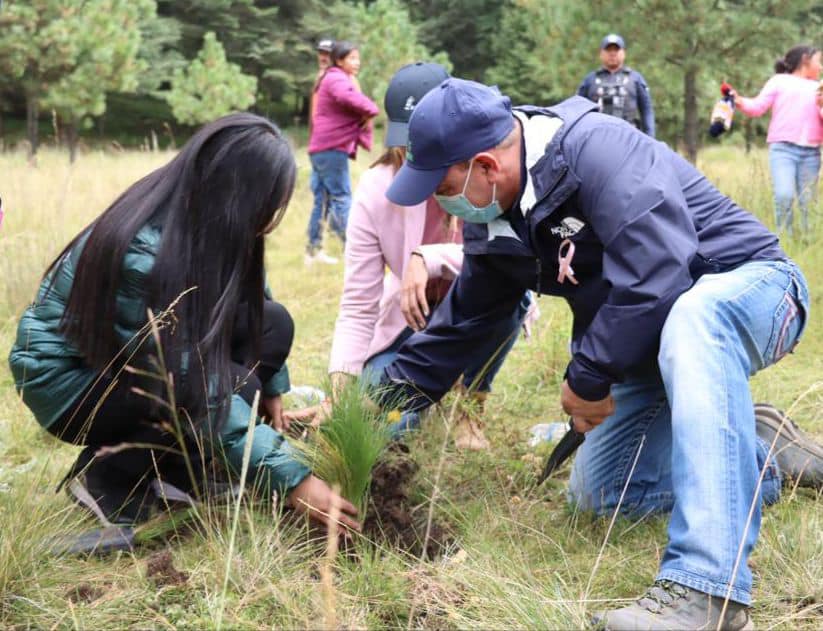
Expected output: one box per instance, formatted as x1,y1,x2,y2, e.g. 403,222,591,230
306,41,379,264
732,44,823,236
324,63,535,449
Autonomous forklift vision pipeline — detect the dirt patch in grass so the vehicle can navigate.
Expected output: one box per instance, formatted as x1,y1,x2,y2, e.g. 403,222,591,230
145,549,189,587
407,565,466,628
364,443,453,559
66,583,104,603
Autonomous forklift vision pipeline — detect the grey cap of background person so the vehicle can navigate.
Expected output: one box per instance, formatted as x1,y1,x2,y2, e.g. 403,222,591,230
386,78,514,206
384,62,450,148
600,33,625,49
316,38,334,52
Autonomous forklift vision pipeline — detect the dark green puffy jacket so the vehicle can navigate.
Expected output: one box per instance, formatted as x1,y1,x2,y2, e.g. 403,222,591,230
8,220,311,496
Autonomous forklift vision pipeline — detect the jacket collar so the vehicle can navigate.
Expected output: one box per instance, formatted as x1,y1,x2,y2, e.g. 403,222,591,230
463,97,597,254
598,65,632,74
513,97,596,218
513,110,563,215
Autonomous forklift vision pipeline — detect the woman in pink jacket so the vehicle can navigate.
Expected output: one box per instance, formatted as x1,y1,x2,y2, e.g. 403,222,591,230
326,63,533,449
306,41,379,264
732,44,823,237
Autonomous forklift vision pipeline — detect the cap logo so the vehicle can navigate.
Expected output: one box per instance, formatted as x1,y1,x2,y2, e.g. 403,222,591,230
404,96,416,112
406,141,414,163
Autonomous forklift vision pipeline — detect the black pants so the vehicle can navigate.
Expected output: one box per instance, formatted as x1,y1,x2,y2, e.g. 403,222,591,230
49,300,294,490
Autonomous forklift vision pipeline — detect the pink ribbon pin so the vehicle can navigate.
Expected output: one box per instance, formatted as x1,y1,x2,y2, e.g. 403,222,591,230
557,238,579,285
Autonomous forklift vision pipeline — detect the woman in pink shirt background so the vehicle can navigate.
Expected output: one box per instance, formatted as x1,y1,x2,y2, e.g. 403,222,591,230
325,63,535,450
733,44,823,237
306,41,379,264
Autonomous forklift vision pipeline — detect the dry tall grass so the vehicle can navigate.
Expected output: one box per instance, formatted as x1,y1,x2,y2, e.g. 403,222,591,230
0,143,821,628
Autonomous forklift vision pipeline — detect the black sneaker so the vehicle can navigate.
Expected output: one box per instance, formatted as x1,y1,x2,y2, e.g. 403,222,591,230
755,403,823,490
63,450,155,527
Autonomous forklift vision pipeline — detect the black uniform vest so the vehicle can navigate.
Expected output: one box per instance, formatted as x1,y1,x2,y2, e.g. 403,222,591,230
586,68,639,127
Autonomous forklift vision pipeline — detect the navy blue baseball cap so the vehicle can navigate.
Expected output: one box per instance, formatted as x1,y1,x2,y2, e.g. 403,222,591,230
600,33,625,49
384,62,450,148
386,78,514,207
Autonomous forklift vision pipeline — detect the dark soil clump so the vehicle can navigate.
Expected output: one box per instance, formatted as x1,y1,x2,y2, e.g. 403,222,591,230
364,443,453,558
66,583,104,603
145,549,189,587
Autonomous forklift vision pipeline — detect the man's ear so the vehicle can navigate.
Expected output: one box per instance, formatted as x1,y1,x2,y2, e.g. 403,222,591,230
474,152,501,181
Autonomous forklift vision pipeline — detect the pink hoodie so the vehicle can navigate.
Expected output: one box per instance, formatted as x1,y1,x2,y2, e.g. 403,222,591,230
737,73,823,146
308,67,379,158
328,164,463,376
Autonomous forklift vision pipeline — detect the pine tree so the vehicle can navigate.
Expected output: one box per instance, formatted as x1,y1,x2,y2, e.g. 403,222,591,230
165,31,258,126
304,0,452,115
0,0,156,158
45,0,155,162
486,0,815,161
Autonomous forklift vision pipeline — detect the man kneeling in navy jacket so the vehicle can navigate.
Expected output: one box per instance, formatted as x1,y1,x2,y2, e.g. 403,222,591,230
375,78,820,630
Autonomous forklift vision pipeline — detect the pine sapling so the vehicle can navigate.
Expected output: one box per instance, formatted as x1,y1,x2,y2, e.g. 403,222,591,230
293,380,393,512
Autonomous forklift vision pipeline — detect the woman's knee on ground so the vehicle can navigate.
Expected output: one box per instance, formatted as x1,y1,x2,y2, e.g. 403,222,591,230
261,300,295,368
231,364,264,407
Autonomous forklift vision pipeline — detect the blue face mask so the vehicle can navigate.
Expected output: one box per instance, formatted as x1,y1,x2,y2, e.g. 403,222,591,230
435,160,503,224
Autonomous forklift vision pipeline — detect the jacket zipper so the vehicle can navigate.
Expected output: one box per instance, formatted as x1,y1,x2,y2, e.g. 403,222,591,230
535,258,542,296
527,165,569,251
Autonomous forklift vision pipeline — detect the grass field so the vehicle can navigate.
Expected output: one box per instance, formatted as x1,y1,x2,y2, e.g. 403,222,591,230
0,142,821,629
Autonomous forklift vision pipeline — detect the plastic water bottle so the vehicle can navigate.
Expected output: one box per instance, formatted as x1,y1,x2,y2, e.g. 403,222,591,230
288,385,326,407
528,422,568,447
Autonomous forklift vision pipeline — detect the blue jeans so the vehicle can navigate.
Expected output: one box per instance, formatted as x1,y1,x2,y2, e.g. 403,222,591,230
768,142,820,236
308,150,351,250
568,260,809,605
363,292,533,436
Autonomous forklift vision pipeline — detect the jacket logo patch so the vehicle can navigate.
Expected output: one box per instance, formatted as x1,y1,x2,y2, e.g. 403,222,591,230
550,217,586,238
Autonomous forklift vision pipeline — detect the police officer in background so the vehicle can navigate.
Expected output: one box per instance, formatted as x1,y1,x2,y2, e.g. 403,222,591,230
578,33,655,137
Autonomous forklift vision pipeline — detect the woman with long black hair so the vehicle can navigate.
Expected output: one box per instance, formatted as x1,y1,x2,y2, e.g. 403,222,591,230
8,113,358,533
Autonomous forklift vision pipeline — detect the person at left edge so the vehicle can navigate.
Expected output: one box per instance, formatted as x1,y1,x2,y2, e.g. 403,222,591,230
8,113,359,535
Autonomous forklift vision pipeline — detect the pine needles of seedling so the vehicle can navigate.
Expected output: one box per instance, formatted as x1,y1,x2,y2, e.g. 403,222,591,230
293,381,392,511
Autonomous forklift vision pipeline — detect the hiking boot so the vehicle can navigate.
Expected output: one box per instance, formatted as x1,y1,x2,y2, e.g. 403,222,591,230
754,402,823,489
453,390,490,451
62,449,154,527
593,580,753,630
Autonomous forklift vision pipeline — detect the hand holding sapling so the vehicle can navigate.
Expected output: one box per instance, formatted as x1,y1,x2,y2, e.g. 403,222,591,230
287,474,361,534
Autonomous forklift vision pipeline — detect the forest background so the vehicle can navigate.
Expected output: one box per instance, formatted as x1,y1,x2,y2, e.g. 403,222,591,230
1,0,822,164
